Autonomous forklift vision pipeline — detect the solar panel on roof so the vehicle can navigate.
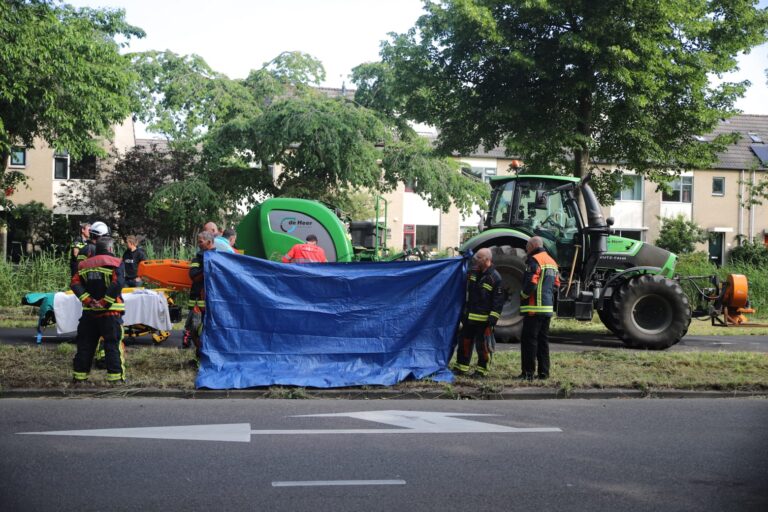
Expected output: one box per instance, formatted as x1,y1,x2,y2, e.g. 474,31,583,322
751,144,768,166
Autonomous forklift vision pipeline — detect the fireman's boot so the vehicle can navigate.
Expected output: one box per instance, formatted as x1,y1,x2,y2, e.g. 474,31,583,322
451,338,474,375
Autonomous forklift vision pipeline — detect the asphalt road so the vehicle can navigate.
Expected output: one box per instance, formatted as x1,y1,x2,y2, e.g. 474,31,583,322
1,327,766,352
1,398,766,512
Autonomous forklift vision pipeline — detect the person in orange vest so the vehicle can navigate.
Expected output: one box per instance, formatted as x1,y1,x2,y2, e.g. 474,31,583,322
282,234,328,263
519,236,560,381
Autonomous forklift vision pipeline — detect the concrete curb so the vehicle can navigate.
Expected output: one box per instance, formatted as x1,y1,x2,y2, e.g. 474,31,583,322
0,387,765,400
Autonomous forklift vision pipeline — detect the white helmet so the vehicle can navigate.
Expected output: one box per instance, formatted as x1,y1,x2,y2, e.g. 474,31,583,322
89,221,109,238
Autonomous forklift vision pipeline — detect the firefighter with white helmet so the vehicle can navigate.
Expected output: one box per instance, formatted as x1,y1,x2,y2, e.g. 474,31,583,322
89,221,109,238
71,221,110,277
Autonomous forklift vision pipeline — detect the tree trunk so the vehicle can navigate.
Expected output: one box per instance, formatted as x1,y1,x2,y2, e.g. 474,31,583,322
573,92,592,179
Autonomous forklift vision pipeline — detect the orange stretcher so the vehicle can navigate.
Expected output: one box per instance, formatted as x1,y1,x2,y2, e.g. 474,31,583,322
138,259,192,291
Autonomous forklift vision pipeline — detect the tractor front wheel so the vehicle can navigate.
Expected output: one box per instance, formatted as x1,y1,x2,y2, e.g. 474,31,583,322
597,287,623,336
489,246,527,342
611,275,691,350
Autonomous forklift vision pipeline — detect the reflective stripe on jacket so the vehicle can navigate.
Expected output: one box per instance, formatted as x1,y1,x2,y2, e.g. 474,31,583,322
70,254,125,317
466,265,505,322
520,247,560,316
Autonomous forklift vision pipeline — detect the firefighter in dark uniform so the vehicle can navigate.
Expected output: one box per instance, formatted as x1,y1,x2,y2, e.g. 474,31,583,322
69,223,90,277
70,236,126,384
186,230,215,366
453,247,504,377
519,236,560,380
70,221,109,277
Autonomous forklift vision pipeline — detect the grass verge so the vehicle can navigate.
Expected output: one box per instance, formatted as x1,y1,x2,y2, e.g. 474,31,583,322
551,317,768,336
1,344,766,395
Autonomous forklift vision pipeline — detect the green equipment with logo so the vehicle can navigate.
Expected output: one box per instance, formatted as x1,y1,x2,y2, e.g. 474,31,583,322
236,196,394,262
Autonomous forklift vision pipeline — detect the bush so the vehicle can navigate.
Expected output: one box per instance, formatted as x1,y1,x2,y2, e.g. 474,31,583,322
729,240,768,266
655,215,707,254
675,251,716,277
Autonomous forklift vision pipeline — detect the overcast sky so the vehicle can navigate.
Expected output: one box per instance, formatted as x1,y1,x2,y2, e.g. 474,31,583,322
71,0,768,121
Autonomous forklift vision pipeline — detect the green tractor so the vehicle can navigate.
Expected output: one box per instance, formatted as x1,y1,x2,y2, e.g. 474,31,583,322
460,174,691,349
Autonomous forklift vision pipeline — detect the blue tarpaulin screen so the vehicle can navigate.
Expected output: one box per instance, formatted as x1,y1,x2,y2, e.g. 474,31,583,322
195,251,467,389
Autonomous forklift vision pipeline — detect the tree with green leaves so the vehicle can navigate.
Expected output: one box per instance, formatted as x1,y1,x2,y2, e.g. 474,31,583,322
655,215,708,254
57,144,231,244
132,50,488,216
0,0,144,211
364,0,768,198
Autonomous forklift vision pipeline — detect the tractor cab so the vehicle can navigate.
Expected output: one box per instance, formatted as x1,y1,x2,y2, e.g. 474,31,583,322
486,175,583,269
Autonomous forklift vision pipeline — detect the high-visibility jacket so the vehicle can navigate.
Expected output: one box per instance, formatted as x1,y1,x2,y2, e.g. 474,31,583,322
520,247,560,316
71,254,125,317
70,238,95,277
465,265,505,324
282,243,327,263
188,249,209,309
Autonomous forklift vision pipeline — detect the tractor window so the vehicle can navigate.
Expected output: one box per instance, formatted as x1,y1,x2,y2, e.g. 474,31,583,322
517,186,578,242
489,181,515,226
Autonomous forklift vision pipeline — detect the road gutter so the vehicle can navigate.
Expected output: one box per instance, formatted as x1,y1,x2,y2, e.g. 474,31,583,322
0,387,765,400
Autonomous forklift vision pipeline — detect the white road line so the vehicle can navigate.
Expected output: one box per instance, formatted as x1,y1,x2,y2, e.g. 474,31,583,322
272,480,406,487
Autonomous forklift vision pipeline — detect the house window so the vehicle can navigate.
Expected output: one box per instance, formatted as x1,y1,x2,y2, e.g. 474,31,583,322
404,179,416,193
614,175,643,201
613,229,644,241
662,176,693,203
10,147,26,166
712,177,725,196
415,225,438,249
53,152,97,180
470,166,497,183
54,152,69,179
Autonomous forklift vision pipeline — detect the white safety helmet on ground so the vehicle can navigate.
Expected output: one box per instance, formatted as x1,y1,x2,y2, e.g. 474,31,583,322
89,221,109,238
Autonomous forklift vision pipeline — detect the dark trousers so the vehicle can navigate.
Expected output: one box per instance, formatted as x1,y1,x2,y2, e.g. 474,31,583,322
185,307,205,360
72,315,125,380
457,321,491,369
521,315,551,377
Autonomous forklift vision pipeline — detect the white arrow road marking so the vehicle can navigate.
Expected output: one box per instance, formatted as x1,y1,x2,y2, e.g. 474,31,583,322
272,480,406,487
286,410,561,433
19,423,254,443
18,410,561,442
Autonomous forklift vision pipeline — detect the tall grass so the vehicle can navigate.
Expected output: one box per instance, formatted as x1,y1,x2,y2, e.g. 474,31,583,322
0,253,71,306
0,242,199,308
140,240,196,261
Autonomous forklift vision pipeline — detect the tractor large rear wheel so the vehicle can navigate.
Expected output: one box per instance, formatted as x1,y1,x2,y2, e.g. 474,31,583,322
611,275,691,350
597,287,623,336
490,246,527,342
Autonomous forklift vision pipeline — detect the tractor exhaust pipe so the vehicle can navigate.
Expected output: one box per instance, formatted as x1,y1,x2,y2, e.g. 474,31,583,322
580,179,608,285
